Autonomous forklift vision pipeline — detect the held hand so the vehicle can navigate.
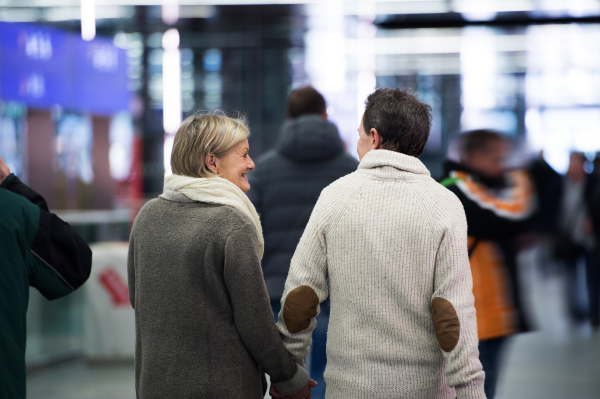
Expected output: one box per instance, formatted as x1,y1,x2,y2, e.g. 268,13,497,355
270,379,318,399
287,379,318,399
269,385,287,399
0,155,10,184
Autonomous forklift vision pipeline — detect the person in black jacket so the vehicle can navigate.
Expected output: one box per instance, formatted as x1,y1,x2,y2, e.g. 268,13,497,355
0,155,92,398
247,86,358,398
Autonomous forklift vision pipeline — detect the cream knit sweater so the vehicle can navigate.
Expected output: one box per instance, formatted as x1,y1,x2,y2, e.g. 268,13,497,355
276,150,486,399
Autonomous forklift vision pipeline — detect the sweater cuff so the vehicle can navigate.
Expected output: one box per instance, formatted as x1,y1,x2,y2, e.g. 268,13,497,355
455,379,486,399
272,363,309,396
295,357,306,369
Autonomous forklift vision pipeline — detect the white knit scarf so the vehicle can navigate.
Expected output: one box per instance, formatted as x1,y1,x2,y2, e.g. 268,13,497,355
163,174,264,259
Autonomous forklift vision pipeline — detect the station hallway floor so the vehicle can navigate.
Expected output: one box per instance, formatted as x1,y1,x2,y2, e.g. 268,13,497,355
27,253,600,399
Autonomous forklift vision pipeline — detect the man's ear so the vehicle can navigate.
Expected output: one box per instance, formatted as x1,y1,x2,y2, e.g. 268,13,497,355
370,128,382,150
206,153,218,174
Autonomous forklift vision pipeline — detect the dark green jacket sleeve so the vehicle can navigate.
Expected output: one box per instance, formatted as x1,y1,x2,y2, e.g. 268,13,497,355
1,174,92,299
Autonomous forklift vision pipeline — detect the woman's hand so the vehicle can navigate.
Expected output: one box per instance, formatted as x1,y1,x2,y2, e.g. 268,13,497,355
0,155,10,184
270,379,318,399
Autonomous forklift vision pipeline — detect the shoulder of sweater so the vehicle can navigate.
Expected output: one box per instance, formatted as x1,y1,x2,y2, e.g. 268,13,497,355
218,206,256,232
320,170,361,196
137,198,254,234
423,178,468,228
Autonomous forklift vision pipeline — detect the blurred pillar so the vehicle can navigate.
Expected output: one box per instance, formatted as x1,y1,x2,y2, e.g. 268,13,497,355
91,116,114,209
135,5,164,196
26,109,54,208
441,74,462,150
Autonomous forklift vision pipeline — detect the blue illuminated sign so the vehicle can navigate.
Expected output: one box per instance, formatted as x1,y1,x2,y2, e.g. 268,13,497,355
0,22,72,108
73,35,130,115
0,22,131,115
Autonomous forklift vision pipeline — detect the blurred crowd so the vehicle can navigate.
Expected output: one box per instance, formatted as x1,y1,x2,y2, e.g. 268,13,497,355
441,132,600,398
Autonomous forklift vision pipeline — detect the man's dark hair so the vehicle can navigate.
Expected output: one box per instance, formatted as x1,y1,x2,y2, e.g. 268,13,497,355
287,86,327,119
459,129,505,159
363,88,432,157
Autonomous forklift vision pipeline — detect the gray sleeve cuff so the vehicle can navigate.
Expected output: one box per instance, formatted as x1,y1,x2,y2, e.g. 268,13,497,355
272,363,309,396
295,358,306,369
455,379,486,399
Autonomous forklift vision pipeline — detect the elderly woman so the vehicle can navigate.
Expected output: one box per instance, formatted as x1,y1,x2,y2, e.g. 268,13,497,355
127,114,312,399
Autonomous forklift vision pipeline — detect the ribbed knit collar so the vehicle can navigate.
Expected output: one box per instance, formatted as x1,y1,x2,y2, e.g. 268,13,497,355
358,149,430,177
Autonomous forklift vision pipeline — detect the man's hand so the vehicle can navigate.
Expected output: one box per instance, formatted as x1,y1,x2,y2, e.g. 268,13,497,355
270,379,318,399
0,155,10,184
269,385,287,399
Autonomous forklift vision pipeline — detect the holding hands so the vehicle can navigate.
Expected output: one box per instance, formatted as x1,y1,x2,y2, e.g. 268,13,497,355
270,379,318,399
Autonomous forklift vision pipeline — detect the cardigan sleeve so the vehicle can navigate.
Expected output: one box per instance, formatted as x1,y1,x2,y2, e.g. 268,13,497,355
276,196,329,361
223,221,308,396
431,203,486,399
127,233,136,309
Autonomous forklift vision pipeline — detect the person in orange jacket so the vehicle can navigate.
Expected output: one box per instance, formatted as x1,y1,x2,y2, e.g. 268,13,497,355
440,130,535,399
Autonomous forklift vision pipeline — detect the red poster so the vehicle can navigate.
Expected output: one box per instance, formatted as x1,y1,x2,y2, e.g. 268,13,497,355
98,266,131,307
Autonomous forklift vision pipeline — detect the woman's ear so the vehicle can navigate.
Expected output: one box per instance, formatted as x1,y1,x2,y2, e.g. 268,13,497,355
206,153,218,174
370,128,382,150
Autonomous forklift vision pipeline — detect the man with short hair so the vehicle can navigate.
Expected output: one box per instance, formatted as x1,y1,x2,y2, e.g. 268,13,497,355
274,88,485,398
287,86,328,120
440,130,535,398
0,155,92,398
248,85,358,397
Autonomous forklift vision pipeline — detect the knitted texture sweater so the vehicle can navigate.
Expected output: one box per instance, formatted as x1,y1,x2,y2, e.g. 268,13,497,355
276,150,486,399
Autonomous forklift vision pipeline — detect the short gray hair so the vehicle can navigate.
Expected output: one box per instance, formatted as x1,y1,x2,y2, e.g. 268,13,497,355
171,112,250,178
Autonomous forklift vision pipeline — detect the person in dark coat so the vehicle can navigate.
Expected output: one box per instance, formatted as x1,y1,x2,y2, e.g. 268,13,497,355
529,151,563,277
529,151,562,236
247,86,358,398
557,152,599,327
0,155,92,398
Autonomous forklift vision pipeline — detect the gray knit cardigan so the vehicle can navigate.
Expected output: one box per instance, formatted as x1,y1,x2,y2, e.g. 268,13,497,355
127,193,308,399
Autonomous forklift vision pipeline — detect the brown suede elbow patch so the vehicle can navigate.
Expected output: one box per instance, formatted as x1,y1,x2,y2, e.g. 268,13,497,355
283,286,320,334
431,297,460,352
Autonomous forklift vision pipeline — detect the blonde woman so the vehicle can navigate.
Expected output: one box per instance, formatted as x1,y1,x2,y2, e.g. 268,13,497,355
127,113,314,399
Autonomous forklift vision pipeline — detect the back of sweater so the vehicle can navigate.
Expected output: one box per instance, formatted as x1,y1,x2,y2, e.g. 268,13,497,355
276,150,485,399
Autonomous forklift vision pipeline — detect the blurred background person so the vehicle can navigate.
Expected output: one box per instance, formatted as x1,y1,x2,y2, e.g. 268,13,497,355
529,150,563,277
0,155,92,398
127,114,312,399
247,86,358,398
554,152,599,327
593,152,600,178
440,130,535,399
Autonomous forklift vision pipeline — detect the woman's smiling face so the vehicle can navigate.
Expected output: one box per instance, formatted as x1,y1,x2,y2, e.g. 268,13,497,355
211,139,255,192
